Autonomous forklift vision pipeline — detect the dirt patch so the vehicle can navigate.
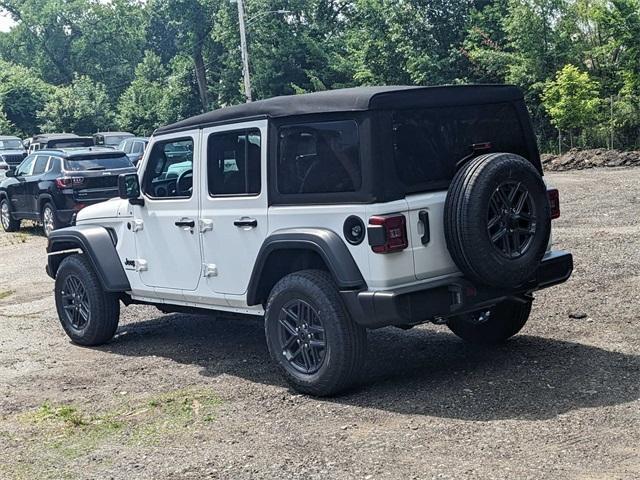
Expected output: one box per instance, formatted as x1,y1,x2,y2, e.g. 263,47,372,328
542,148,640,171
1,167,639,479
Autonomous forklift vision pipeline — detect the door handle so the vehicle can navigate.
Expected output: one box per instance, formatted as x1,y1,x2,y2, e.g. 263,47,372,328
234,218,258,228
175,219,195,229
419,210,430,245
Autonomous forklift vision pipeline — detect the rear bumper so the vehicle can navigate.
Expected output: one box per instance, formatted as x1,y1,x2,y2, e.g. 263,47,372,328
342,250,573,329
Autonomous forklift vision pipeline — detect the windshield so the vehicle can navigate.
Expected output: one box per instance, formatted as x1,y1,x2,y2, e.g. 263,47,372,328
0,139,23,150
104,136,132,146
64,155,133,171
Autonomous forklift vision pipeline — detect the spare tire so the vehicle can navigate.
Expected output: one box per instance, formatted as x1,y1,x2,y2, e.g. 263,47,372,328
444,153,551,288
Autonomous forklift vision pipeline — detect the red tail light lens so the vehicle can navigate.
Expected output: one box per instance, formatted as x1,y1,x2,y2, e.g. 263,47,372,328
55,177,85,189
368,214,408,254
547,188,560,219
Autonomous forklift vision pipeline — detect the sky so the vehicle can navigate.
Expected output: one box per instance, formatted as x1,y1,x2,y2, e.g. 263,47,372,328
0,12,15,32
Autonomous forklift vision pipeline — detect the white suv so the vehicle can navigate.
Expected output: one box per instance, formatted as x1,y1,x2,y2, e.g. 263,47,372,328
46,86,573,396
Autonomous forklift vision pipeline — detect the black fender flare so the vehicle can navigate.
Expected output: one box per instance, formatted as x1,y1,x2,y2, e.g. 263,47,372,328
246,228,366,306
46,225,131,292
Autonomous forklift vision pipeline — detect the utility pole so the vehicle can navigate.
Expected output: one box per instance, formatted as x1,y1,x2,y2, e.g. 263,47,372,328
235,0,252,102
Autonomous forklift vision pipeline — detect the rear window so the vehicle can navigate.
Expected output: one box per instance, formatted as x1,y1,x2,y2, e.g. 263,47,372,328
103,136,131,146
48,139,94,148
64,155,133,171
278,120,361,194
392,103,528,190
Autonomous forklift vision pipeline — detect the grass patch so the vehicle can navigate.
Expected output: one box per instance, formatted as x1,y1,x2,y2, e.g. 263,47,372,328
12,387,221,472
0,289,13,300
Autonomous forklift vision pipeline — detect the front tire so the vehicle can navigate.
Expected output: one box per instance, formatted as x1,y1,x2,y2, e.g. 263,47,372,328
265,270,367,397
447,299,532,344
1,198,20,232
54,254,120,346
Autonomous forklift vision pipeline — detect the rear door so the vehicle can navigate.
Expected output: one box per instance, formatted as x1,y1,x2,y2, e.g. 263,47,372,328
199,120,268,296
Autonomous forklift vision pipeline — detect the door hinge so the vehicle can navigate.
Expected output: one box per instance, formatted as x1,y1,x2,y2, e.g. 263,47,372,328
203,263,218,278
131,219,144,232
200,219,214,233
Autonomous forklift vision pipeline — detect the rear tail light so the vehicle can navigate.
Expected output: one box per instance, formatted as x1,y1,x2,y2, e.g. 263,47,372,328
368,214,408,254
55,177,85,189
547,188,560,219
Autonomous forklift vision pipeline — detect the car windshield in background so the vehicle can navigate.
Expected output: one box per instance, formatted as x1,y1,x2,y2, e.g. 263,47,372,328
392,102,529,191
104,136,131,146
64,155,133,171
0,139,23,150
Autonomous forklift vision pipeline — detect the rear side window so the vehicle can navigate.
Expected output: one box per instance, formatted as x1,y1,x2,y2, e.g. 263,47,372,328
208,129,261,196
278,120,361,194
392,103,528,190
64,155,133,172
132,141,145,154
32,155,50,175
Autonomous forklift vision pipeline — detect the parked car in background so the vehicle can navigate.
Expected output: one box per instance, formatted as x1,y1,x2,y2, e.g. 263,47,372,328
117,137,148,165
94,132,134,149
28,134,95,154
0,158,8,180
0,135,28,169
0,148,136,236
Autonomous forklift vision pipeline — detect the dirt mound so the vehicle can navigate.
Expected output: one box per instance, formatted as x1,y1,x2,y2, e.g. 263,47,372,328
541,148,640,171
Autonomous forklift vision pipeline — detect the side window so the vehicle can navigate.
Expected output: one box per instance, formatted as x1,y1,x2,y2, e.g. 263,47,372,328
16,156,36,176
132,141,144,154
142,138,194,199
208,129,261,196
277,120,361,194
120,140,132,154
32,155,50,175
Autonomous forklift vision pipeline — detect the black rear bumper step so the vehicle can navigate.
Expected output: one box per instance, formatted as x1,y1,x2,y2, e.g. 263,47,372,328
342,250,573,329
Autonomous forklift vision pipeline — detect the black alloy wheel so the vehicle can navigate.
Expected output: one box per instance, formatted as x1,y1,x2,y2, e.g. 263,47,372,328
60,274,91,331
277,298,327,374
487,181,537,259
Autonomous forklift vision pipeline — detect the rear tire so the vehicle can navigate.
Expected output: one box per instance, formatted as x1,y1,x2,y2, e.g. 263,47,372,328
42,202,62,237
265,270,367,397
447,299,532,344
0,198,20,232
54,254,120,346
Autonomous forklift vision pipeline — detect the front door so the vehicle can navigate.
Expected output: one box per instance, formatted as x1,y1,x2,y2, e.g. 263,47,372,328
200,121,269,296
9,155,36,215
133,133,202,291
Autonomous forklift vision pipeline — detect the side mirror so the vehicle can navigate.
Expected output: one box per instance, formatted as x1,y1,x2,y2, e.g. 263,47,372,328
5,169,15,178
118,173,144,206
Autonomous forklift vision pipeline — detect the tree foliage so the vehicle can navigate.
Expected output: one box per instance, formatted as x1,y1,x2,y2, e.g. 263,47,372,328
0,0,638,150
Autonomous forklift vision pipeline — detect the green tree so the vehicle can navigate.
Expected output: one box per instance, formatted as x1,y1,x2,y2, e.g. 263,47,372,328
543,64,601,147
37,75,114,134
0,109,19,135
0,60,52,136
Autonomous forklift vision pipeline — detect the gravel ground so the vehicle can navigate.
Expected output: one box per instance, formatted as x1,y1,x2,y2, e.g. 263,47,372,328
0,168,639,480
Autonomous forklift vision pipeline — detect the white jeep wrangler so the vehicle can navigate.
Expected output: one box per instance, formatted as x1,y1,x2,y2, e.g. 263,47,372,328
47,86,573,396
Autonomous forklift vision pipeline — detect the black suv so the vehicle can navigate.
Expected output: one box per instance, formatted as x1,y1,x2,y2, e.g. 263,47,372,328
0,135,28,169
0,148,136,236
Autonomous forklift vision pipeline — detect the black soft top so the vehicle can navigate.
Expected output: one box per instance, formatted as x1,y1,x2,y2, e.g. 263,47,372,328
156,85,524,135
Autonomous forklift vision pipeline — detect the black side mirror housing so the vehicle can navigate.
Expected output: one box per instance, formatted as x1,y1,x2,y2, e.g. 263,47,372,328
5,169,15,178
118,173,144,206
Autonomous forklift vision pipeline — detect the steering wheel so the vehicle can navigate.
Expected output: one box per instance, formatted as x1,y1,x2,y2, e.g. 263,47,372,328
176,169,193,196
